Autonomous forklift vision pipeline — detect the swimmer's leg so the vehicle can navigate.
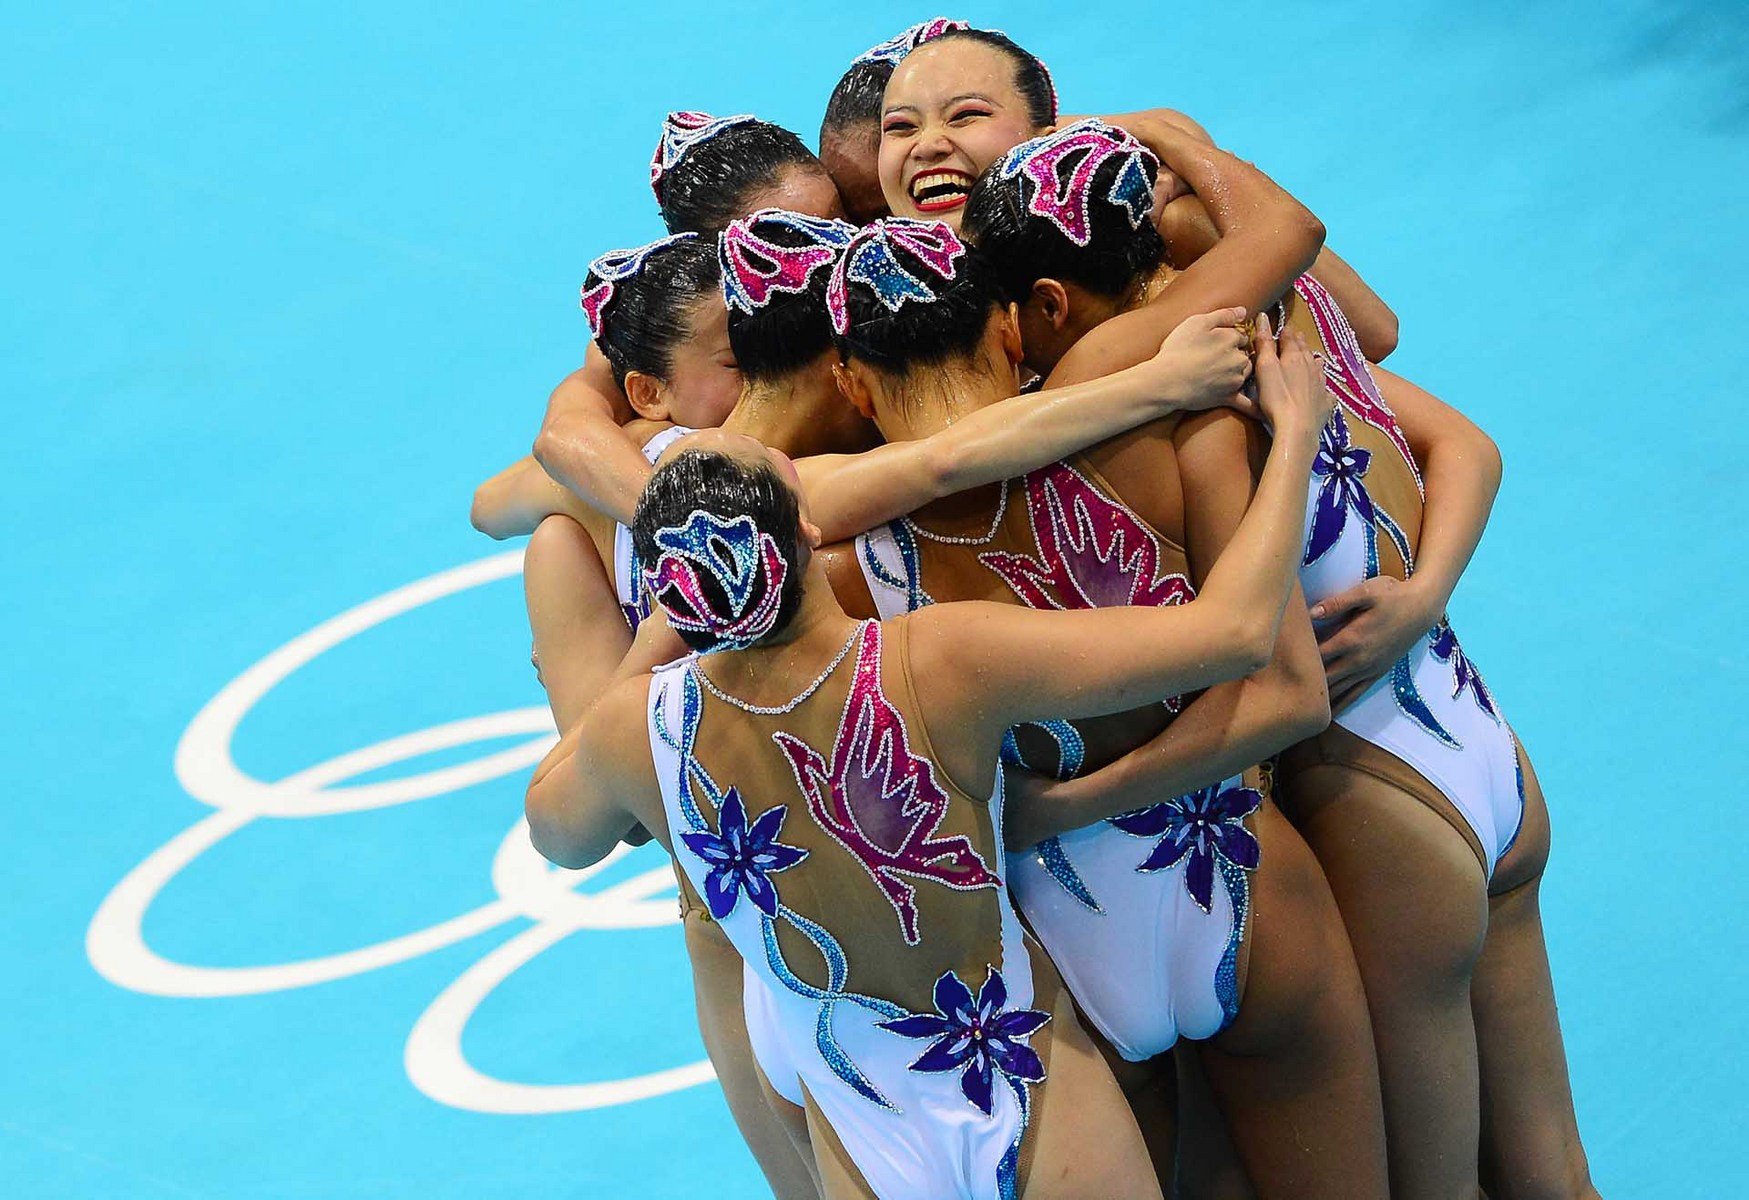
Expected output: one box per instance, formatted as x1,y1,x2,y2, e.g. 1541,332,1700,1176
1281,756,1488,1200
685,918,820,1200
1195,800,1389,1200
1083,1024,1177,1193
1023,972,1165,1200
1472,751,1599,1200
1172,1045,1255,1200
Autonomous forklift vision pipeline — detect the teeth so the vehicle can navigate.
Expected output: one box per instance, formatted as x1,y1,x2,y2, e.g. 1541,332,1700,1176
911,171,972,201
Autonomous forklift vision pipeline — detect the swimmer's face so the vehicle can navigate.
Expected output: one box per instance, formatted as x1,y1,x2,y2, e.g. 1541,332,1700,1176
660,294,742,430
879,40,1044,228
819,120,889,226
738,164,847,223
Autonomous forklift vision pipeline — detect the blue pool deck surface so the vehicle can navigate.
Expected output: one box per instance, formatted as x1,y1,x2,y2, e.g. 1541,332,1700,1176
5,2,1746,1195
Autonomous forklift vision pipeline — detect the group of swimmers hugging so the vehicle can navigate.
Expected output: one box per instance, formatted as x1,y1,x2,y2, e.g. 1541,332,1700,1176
474,19,1600,1200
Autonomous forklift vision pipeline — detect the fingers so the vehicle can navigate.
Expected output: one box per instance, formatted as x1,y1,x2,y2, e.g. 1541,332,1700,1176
1222,390,1262,418
1309,583,1375,621
1204,305,1249,329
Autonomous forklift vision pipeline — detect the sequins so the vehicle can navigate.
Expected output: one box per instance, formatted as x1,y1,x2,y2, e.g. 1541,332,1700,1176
827,218,967,335
850,17,969,66
578,231,699,340
992,119,1159,248
649,110,757,200
642,509,788,652
718,209,856,315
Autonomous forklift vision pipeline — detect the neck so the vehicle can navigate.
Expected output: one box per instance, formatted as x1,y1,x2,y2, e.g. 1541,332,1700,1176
726,361,879,458
700,559,862,693
872,351,1017,444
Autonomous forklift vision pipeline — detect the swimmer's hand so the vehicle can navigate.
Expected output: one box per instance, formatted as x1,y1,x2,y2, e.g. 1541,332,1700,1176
1150,306,1257,417
1252,317,1332,442
1312,576,1443,716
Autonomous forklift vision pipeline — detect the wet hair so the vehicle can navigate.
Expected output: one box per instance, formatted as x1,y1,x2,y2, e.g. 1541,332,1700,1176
579,236,721,387
720,210,856,383
928,28,1058,127
821,60,893,142
653,116,829,235
632,449,805,653
963,120,1166,303
821,18,970,139
829,218,1004,373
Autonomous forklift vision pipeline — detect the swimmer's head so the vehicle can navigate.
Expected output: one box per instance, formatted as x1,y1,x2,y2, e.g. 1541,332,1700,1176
652,112,845,235
820,20,971,225
634,433,816,653
827,218,1021,419
878,28,1057,228
962,120,1166,374
580,234,742,429
719,209,856,385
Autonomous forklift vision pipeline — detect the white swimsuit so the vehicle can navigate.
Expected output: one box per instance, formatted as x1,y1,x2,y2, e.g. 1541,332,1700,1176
855,463,1256,1060
650,623,1051,1200
1290,275,1524,873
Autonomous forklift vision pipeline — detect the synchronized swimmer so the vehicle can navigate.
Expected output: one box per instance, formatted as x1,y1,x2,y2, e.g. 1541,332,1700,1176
473,18,1599,1200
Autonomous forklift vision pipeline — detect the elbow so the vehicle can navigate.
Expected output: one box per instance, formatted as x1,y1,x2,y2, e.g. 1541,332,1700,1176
1364,310,1400,362
524,800,594,871
1476,427,1504,496
1294,212,1328,276
531,425,562,475
469,484,507,539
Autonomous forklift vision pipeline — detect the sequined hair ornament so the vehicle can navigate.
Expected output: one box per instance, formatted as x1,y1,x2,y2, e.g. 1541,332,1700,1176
826,218,968,335
642,509,790,652
994,118,1158,249
850,17,969,66
579,232,700,340
719,209,857,316
650,111,759,201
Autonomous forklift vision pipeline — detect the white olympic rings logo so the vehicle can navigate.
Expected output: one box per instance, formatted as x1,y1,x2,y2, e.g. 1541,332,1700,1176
85,549,715,1114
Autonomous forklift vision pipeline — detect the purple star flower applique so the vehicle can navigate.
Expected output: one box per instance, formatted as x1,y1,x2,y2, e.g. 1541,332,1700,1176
1429,620,1498,720
1303,407,1375,567
678,787,808,920
1107,783,1263,912
878,966,1050,1115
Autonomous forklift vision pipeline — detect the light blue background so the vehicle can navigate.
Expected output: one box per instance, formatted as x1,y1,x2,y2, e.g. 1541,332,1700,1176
5,2,1745,1196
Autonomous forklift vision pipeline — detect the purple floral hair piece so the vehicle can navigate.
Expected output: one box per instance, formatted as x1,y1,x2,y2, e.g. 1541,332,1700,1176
993,118,1158,248
850,17,970,67
719,209,857,316
642,509,789,652
650,111,759,200
826,218,967,335
578,232,699,340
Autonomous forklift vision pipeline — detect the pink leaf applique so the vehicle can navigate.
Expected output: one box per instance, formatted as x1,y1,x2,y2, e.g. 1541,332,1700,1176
773,623,998,945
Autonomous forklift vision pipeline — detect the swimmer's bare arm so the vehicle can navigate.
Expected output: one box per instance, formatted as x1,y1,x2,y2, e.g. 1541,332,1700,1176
1045,120,1325,390
1159,193,1399,361
1003,402,1330,848
472,456,596,539
912,331,1331,791
796,311,1253,542
524,517,634,732
1314,364,1501,712
531,347,653,527
526,671,658,870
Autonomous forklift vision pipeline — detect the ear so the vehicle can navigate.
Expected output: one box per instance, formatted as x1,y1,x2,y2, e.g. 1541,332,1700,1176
1029,278,1072,330
623,371,670,422
833,360,878,421
998,302,1025,367
800,517,823,551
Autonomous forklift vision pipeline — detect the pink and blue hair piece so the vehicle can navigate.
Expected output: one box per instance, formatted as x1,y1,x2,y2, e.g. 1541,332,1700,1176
994,118,1157,248
719,209,857,315
579,231,699,340
643,509,789,651
650,110,759,200
850,17,969,67
826,218,967,335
